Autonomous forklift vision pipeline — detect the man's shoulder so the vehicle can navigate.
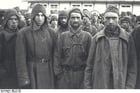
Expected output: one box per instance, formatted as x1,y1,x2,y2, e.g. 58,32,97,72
93,29,105,39
81,30,92,38
0,30,6,37
81,30,90,34
17,26,32,36
61,31,70,36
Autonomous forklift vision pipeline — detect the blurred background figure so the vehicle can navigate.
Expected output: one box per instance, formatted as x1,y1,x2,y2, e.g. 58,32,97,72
120,16,133,33
57,10,69,38
24,13,31,26
135,16,140,27
91,10,104,32
13,6,26,29
82,9,97,36
50,14,58,31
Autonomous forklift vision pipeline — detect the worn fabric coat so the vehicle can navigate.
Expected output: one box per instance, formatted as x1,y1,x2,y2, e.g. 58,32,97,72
84,27,137,89
0,30,18,88
54,27,92,88
0,9,20,89
16,4,56,89
16,25,56,89
132,25,140,88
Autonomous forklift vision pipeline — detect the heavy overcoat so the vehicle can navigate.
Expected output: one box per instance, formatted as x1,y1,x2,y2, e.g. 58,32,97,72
132,25,140,88
0,30,18,88
84,27,137,89
16,4,56,89
16,26,56,89
0,9,20,89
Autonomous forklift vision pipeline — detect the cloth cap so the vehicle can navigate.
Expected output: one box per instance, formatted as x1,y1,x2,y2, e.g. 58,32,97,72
50,14,58,23
104,5,119,15
31,4,46,19
3,9,20,28
59,10,68,17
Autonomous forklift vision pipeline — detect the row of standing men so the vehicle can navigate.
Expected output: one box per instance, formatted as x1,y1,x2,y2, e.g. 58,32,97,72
0,4,139,89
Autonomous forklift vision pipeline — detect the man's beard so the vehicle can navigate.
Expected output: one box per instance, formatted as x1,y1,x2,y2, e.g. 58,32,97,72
60,23,68,28
106,24,118,31
70,22,81,30
10,25,18,30
105,24,120,37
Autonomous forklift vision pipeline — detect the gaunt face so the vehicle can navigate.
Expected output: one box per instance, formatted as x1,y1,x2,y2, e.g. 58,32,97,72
34,12,45,26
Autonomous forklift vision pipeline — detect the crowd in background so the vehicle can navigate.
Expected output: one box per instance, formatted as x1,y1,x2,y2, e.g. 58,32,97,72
1,6,140,34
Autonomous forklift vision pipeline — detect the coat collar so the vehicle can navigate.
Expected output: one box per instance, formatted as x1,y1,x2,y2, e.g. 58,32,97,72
3,28,17,41
69,26,82,38
95,25,129,43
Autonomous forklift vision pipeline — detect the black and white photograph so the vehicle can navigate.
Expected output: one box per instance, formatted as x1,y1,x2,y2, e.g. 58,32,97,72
0,0,140,92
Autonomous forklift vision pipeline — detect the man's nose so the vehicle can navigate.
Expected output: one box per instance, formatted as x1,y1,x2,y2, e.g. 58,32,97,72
39,16,42,20
74,18,79,22
62,18,66,22
12,19,17,23
109,19,114,24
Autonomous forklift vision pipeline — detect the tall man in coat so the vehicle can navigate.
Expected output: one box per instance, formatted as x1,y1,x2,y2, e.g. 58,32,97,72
0,9,20,88
84,6,137,89
16,4,56,89
54,8,92,89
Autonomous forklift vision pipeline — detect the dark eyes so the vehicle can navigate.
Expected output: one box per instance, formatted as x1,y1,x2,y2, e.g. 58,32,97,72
60,17,67,19
36,14,44,17
106,17,117,20
71,17,80,19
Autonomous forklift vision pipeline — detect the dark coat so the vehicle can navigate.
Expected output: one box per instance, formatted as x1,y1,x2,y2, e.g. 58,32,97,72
84,27,137,89
0,30,18,88
16,4,56,89
132,25,140,88
16,26,56,89
56,26,69,38
54,27,92,88
0,9,20,89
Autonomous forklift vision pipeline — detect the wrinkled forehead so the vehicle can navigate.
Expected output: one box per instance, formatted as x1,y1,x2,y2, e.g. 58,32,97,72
70,12,81,17
104,12,119,18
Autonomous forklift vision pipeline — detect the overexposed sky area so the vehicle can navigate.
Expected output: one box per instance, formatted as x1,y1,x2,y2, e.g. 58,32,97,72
0,0,28,9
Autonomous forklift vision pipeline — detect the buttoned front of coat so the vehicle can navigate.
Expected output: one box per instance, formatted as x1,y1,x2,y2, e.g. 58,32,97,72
54,30,91,67
54,28,92,88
